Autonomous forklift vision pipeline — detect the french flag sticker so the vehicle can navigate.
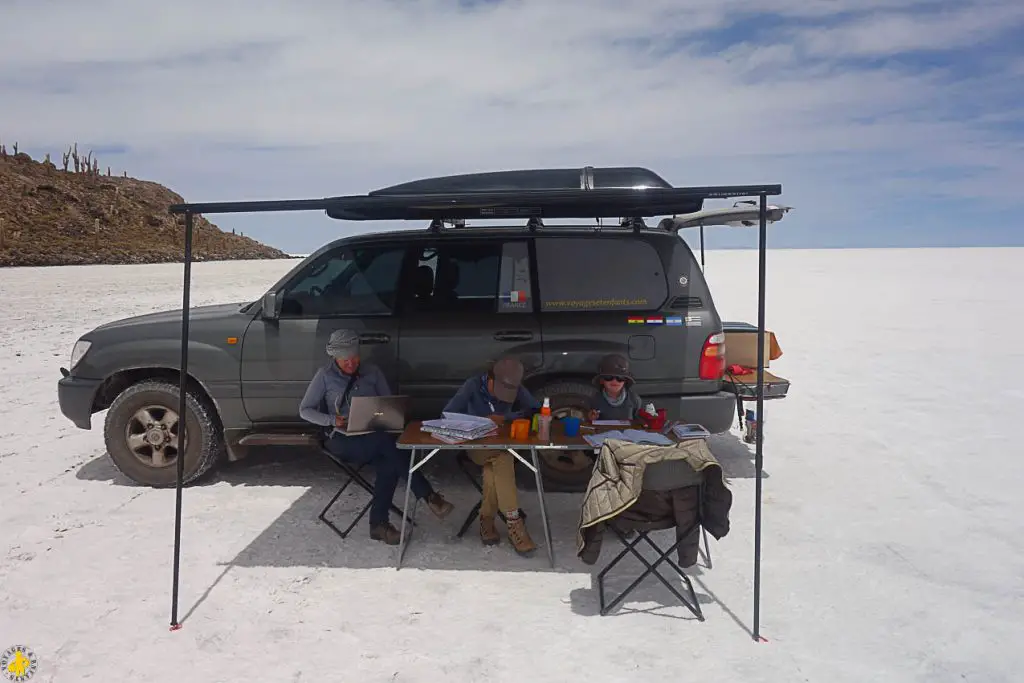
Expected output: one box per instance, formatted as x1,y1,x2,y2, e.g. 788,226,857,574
505,290,527,303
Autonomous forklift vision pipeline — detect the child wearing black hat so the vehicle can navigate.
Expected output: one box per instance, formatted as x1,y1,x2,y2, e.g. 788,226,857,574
588,353,644,422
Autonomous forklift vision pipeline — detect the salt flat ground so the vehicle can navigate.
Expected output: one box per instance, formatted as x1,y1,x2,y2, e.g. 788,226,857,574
1,248,1022,682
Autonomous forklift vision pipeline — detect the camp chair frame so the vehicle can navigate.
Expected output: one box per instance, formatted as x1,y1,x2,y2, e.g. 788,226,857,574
597,519,705,620
318,448,415,539
596,483,708,620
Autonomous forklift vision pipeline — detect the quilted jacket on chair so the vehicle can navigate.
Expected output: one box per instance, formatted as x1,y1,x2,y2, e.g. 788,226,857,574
576,438,733,567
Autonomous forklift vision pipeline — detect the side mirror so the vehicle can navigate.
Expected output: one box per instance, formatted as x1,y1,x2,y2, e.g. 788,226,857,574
261,291,281,320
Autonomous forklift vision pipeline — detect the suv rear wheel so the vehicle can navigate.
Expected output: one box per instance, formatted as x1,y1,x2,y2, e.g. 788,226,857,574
103,379,224,487
535,380,597,492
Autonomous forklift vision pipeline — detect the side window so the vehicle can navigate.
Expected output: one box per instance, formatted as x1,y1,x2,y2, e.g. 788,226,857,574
535,237,667,311
279,245,405,317
405,242,507,313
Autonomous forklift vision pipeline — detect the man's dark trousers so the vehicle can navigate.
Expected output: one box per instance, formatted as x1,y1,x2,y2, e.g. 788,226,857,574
324,431,431,526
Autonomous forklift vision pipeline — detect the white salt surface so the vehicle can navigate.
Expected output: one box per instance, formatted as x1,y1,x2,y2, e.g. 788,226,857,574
2,248,1023,682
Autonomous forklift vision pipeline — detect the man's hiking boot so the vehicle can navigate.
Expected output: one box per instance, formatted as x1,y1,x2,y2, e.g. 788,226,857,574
480,515,500,546
505,516,537,556
370,521,402,545
426,492,454,519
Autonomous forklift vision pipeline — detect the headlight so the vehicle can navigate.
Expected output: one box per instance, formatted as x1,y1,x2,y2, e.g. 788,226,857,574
70,340,92,370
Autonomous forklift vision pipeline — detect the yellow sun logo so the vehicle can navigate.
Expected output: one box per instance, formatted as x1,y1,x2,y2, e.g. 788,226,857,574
1,646,38,682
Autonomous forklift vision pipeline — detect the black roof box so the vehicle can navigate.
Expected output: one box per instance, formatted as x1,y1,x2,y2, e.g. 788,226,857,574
371,166,673,195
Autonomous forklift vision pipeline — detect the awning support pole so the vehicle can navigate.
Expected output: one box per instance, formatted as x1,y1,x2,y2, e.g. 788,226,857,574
170,211,194,631
753,193,767,642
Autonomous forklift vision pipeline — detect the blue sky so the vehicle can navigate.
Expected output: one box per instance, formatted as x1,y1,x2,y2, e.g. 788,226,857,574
2,0,1023,252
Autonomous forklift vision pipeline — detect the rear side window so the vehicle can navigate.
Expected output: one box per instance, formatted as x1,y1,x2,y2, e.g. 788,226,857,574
535,237,667,311
403,240,532,314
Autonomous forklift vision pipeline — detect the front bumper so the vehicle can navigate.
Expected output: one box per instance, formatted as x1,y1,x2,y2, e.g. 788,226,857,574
58,373,103,429
660,391,739,433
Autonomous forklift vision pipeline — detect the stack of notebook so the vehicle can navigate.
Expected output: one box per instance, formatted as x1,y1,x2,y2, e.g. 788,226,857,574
421,412,498,444
670,423,711,440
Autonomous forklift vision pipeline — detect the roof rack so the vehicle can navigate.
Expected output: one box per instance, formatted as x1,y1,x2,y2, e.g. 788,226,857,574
168,166,782,222
421,216,651,234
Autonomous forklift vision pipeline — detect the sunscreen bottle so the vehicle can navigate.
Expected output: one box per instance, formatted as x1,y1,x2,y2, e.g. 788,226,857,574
537,397,553,441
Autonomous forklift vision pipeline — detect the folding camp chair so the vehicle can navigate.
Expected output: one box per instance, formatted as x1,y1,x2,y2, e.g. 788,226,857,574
318,446,415,539
454,451,526,538
596,460,709,620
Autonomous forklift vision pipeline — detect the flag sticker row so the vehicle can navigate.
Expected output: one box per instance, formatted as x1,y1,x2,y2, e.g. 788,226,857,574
626,315,701,326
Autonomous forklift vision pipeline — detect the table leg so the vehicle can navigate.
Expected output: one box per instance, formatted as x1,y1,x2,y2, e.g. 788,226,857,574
397,447,417,570
530,447,555,569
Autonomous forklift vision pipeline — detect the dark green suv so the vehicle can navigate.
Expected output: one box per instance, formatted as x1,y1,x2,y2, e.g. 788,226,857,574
56,166,789,491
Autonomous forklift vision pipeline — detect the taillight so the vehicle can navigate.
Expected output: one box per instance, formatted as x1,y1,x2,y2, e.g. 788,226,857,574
699,331,726,380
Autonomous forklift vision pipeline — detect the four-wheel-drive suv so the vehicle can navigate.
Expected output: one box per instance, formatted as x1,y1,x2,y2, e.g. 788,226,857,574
56,166,790,491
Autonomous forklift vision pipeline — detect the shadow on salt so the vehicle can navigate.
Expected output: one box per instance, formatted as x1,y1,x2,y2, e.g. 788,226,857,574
76,434,763,627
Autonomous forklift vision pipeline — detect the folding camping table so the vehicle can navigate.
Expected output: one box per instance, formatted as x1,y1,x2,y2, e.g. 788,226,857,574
395,420,568,569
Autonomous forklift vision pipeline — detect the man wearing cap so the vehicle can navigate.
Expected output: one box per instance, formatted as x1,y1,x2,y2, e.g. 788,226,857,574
300,329,455,545
443,357,541,555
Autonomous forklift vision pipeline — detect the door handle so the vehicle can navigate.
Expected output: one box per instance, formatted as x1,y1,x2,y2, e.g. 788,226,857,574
359,333,391,344
494,330,534,342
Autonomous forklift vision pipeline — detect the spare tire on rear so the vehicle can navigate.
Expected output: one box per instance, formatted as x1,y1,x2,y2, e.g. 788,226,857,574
103,379,224,487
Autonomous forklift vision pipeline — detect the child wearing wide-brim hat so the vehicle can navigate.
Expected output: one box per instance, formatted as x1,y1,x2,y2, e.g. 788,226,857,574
588,353,644,422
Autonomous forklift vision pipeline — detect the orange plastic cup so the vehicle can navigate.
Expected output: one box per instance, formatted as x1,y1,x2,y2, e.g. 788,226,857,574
510,419,531,441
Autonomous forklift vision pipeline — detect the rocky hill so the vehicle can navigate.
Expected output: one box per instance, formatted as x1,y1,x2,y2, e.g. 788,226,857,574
0,142,290,267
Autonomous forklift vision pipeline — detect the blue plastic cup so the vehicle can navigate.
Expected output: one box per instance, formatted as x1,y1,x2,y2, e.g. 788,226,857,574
563,416,581,437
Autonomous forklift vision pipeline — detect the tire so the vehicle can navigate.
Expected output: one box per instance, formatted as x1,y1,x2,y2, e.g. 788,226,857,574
533,380,598,493
103,379,225,487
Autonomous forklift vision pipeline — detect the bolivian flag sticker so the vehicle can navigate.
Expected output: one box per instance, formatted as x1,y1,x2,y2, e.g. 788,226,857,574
627,316,645,325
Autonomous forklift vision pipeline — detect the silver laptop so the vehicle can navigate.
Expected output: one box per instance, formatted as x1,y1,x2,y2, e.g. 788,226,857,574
338,395,409,434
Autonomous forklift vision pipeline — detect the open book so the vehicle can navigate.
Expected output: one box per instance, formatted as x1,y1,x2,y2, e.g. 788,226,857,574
583,429,674,448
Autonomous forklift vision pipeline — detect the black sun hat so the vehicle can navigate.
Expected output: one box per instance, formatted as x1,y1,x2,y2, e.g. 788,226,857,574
593,353,634,388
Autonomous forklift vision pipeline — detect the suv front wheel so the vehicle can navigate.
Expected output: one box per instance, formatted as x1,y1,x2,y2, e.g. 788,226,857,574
103,379,225,487
535,380,597,492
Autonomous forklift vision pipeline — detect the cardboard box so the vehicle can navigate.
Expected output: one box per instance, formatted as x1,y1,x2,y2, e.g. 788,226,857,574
724,330,782,368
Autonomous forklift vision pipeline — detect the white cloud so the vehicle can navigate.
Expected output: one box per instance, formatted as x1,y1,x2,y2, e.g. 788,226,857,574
1,0,1022,249
796,2,1024,57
